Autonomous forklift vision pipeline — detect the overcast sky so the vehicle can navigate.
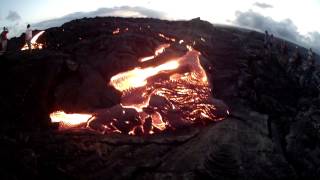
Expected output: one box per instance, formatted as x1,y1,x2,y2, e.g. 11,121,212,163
1,0,320,52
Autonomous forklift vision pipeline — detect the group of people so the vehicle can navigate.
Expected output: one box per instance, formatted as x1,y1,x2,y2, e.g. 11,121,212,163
0,24,33,54
264,30,274,51
263,30,317,90
264,30,315,70
280,41,316,89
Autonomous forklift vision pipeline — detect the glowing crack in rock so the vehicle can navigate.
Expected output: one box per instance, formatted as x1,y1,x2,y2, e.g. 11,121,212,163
21,31,45,51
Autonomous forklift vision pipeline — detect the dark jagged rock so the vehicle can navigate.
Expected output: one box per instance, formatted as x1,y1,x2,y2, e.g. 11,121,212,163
0,17,320,180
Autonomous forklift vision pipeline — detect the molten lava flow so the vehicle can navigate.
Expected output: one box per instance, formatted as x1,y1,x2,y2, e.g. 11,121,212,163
110,60,179,91
139,44,170,62
99,46,227,135
50,32,228,135
21,31,45,51
50,111,93,129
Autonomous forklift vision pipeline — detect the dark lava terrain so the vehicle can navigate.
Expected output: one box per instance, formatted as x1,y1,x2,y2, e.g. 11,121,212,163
0,17,320,180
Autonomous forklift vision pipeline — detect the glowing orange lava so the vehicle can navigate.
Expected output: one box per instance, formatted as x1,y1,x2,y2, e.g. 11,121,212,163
113,28,120,35
21,31,45,51
158,33,176,42
139,44,170,62
99,47,224,134
50,111,94,129
110,59,179,91
50,32,228,135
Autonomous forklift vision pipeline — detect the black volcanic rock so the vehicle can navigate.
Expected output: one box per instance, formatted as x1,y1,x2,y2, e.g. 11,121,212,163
0,17,320,180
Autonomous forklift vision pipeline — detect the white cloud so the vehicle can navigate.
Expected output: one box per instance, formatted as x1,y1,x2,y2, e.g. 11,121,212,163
253,2,273,9
6,6,166,38
5,4,319,55
233,10,320,54
6,10,21,21
33,6,167,30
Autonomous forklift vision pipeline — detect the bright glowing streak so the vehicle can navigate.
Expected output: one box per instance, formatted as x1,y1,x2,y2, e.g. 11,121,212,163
31,31,45,43
140,55,155,62
186,45,193,51
151,112,166,130
155,44,170,55
158,33,176,42
50,111,93,126
139,44,170,62
110,60,179,91
113,28,120,34
21,31,45,51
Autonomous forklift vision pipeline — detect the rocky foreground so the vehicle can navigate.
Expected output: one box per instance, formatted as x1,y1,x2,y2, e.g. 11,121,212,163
0,17,320,180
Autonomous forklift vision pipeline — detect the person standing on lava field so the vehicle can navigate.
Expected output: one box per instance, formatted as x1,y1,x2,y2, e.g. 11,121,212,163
269,34,274,49
307,48,315,66
264,30,273,55
287,47,303,83
264,30,269,48
1,27,9,53
25,24,32,51
278,41,289,67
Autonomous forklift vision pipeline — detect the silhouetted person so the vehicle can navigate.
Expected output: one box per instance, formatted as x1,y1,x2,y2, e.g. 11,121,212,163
300,48,316,88
307,48,315,65
288,47,303,76
1,27,9,52
264,30,269,48
278,41,289,66
293,47,302,67
25,24,32,50
269,34,274,48
280,41,288,55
